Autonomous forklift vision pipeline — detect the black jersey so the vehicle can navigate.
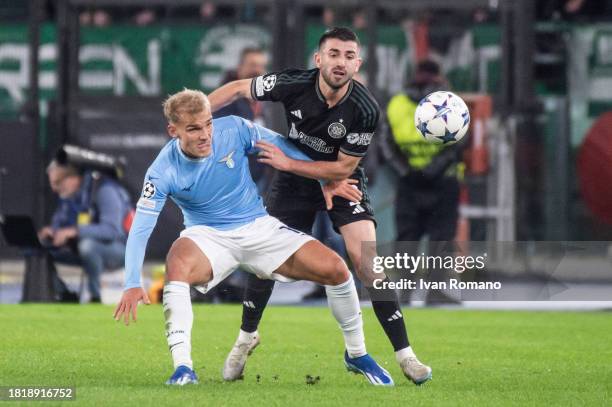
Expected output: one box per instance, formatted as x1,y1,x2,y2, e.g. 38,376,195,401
250,68,380,162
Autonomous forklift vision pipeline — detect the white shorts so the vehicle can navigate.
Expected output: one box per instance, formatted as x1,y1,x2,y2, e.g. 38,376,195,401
179,215,314,294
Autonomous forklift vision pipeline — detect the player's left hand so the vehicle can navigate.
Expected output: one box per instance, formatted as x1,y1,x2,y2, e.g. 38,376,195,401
255,141,293,172
52,227,78,247
321,179,363,210
114,287,151,326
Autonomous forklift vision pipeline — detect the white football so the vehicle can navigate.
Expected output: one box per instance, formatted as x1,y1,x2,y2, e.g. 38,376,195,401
414,91,470,144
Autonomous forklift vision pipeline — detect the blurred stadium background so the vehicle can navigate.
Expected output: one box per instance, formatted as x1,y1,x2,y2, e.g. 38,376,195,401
0,0,611,305
1,1,612,404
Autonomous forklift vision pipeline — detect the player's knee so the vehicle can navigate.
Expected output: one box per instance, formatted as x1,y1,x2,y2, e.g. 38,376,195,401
166,244,193,282
166,240,212,285
325,256,350,286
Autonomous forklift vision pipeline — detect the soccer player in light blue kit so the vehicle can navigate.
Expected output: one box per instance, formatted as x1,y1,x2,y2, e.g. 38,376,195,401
113,89,393,386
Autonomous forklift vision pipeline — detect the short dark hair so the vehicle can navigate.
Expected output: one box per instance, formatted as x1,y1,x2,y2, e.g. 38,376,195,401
318,27,360,49
415,60,440,76
239,47,265,64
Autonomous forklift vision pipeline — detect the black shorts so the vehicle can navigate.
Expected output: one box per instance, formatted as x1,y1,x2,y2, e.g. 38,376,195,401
265,166,376,234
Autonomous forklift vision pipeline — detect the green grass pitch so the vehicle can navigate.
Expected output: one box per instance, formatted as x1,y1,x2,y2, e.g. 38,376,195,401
1,304,611,406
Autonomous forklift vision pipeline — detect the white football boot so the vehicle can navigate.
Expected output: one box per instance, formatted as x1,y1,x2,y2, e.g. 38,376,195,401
222,332,261,381
399,355,432,385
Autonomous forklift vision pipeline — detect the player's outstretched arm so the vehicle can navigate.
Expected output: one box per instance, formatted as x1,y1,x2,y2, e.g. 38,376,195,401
114,170,168,326
114,211,159,325
208,79,253,112
236,117,362,205
256,140,361,181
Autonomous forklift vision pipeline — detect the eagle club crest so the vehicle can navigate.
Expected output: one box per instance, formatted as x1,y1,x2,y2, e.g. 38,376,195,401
219,150,235,168
328,122,347,139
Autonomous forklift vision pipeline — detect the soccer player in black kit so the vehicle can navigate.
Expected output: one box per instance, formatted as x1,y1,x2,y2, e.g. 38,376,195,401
209,27,432,385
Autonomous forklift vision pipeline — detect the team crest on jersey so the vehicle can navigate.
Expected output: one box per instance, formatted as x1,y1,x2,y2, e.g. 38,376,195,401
328,122,347,139
142,181,155,198
219,150,235,168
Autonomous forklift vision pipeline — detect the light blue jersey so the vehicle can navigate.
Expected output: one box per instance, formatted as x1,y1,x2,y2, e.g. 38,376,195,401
124,115,313,289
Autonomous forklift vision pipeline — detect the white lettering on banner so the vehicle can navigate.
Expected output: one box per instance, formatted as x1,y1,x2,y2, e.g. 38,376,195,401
0,44,28,103
0,40,161,103
197,25,270,89
113,40,160,95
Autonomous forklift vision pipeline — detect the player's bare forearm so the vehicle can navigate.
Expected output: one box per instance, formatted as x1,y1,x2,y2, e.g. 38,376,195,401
208,79,253,112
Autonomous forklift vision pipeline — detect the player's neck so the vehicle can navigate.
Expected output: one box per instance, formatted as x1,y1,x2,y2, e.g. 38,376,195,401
317,74,351,108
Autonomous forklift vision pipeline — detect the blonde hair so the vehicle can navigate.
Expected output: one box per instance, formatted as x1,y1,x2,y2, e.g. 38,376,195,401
163,88,210,124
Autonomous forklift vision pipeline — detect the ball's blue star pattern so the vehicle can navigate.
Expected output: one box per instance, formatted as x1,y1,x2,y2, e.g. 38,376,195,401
436,128,458,144
432,99,448,112
432,99,451,122
462,111,470,126
416,119,431,137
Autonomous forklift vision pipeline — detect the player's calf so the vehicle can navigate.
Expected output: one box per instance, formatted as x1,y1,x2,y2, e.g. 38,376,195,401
163,238,214,382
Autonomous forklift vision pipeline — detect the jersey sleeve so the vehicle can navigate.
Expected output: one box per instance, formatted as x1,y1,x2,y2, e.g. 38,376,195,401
250,69,305,102
340,101,380,158
232,116,313,162
123,167,170,290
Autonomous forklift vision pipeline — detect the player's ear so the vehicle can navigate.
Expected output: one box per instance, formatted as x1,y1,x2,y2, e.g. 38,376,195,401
167,124,178,139
314,51,322,68
354,57,363,73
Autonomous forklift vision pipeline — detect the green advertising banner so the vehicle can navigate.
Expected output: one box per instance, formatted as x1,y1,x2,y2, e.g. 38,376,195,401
0,23,271,118
2,21,611,143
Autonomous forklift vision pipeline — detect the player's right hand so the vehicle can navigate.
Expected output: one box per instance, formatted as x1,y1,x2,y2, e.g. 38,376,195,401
321,179,363,210
113,287,151,326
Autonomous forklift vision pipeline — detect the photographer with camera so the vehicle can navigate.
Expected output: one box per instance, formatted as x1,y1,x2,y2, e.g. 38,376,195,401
39,157,133,303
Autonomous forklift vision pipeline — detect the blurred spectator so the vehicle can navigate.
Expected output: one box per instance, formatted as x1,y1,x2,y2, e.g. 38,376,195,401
352,8,368,30
322,6,336,27
133,8,158,26
79,8,112,27
383,60,465,305
38,160,132,302
215,47,268,122
537,0,612,21
200,1,217,23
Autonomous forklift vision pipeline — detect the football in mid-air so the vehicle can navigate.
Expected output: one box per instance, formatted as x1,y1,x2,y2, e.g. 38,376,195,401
414,91,470,144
